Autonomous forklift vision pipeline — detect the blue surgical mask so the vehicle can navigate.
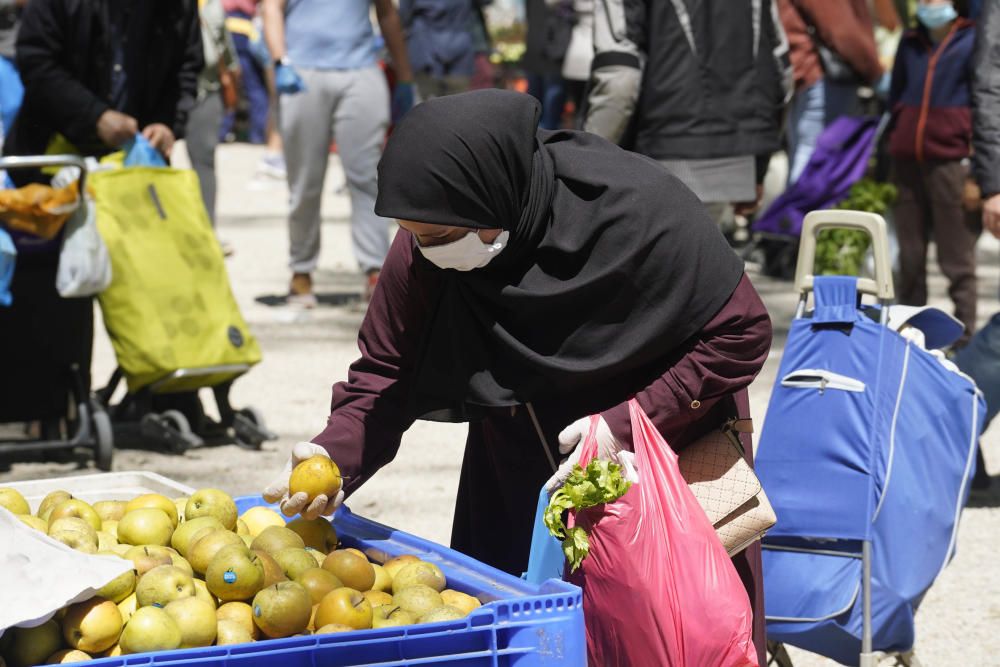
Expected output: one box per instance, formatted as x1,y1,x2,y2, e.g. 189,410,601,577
917,3,958,30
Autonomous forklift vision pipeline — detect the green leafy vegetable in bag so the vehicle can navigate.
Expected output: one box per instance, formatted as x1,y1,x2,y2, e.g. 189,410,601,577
543,459,632,573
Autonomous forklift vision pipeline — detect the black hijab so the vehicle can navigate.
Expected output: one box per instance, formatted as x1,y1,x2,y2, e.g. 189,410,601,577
375,90,744,419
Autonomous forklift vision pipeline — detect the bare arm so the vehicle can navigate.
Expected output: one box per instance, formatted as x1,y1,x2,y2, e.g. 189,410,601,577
374,0,413,82
262,0,287,62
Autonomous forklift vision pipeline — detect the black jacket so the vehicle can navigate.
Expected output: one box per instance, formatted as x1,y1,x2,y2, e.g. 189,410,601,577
586,0,789,161
5,0,202,162
974,0,1000,196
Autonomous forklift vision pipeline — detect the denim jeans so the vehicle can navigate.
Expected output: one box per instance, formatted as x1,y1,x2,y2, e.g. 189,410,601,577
786,78,862,184
527,73,567,131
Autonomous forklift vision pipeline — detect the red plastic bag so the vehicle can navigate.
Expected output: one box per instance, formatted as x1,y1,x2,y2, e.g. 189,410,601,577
567,401,758,666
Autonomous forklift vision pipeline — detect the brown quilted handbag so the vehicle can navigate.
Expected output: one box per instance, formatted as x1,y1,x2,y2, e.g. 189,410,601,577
678,419,777,556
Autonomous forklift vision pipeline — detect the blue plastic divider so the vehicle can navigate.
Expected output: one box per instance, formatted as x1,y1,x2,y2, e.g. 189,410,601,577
84,495,586,667
523,486,566,585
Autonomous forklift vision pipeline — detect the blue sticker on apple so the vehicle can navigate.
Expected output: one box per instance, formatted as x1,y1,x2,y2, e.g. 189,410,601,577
254,604,261,617
224,570,237,584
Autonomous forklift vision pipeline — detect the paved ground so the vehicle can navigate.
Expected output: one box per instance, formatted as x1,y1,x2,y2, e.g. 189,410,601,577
3,143,999,665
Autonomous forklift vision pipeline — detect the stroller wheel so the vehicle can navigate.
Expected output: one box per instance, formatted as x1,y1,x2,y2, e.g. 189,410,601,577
91,402,114,472
232,407,275,450
141,410,203,454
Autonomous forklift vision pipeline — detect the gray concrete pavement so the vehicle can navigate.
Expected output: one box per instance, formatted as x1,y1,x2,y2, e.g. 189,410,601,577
3,142,999,665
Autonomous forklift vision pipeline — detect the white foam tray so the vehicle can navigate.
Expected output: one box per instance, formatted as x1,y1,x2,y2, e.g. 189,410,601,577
5,471,195,512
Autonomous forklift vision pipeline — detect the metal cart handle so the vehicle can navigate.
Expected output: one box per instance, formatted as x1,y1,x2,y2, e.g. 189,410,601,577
793,210,895,301
0,154,88,193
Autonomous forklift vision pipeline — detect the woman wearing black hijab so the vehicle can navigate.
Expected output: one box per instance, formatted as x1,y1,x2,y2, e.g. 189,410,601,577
264,89,772,661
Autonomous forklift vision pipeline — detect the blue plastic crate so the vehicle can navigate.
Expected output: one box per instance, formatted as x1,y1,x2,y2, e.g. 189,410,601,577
85,495,585,666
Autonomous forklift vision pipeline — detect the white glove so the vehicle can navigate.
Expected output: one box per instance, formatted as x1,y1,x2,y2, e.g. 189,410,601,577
263,441,345,520
543,416,623,494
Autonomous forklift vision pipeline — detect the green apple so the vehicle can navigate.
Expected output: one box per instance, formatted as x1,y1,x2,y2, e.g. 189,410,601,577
251,582,312,638
124,545,173,576
193,579,218,609
440,590,481,616
48,517,98,543
136,565,195,608
188,529,244,575
7,619,63,667
216,601,259,639
391,562,446,594
372,605,417,628
46,648,93,663
185,489,238,531
315,587,372,631
164,596,217,648
117,508,174,547
296,567,343,605
37,491,73,520
371,564,392,593
62,597,123,653
124,494,179,528
322,550,375,592
273,548,318,582
363,590,393,608
286,517,338,553
206,544,266,602
392,585,444,617
254,549,288,588
170,516,224,556
117,592,138,623
119,606,182,654
314,623,355,634
50,529,98,553
93,500,127,522
419,605,466,624
96,559,137,603
96,531,118,551
216,619,255,645
174,497,188,523
17,514,48,532
48,500,103,533
102,519,119,538
250,526,305,555
0,487,30,515
382,554,420,580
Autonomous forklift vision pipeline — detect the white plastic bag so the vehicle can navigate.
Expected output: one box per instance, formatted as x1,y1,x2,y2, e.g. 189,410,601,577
0,507,131,633
56,197,111,298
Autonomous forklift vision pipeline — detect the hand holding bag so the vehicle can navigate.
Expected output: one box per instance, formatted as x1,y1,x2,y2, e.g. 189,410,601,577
678,419,777,556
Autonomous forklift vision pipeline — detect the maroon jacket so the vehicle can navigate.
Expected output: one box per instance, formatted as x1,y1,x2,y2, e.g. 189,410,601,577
312,232,772,496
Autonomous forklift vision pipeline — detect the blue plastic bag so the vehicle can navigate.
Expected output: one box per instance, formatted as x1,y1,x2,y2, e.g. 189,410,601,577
523,486,566,584
123,134,167,168
0,227,15,306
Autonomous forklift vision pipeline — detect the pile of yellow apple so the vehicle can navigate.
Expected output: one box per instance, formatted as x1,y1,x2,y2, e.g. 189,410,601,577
0,482,481,666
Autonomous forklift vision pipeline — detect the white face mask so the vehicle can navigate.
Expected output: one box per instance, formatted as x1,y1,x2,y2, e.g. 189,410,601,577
417,230,509,271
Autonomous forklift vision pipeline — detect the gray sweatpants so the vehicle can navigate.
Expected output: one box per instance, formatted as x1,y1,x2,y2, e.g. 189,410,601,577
280,66,391,274
186,92,224,225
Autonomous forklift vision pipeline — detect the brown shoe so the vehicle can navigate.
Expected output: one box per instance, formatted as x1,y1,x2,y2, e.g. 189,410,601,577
288,273,317,309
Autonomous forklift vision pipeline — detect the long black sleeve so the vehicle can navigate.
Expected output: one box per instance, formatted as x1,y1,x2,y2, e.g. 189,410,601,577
973,0,1000,196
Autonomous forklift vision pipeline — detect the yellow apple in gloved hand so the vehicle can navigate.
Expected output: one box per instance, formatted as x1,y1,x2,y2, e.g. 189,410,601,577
186,489,238,531
0,487,30,515
136,564,195,608
62,597,123,653
263,442,345,520
119,606,182,654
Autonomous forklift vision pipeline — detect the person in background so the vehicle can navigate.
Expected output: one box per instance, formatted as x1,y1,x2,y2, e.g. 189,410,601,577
888,0,978,344
777,0,884,184
955,0,1000,491
187,0,240,234
0,0,24,148
262,0,414,307
6,0,202,173
522,0,573,130
585,0,787,223
560,0,591,126
220,0,269,147
401,0,490,101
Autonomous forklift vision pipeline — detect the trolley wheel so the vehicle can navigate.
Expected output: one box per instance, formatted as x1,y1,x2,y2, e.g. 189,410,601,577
92,404,114,472
232,407,275,450
140,411,203,455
